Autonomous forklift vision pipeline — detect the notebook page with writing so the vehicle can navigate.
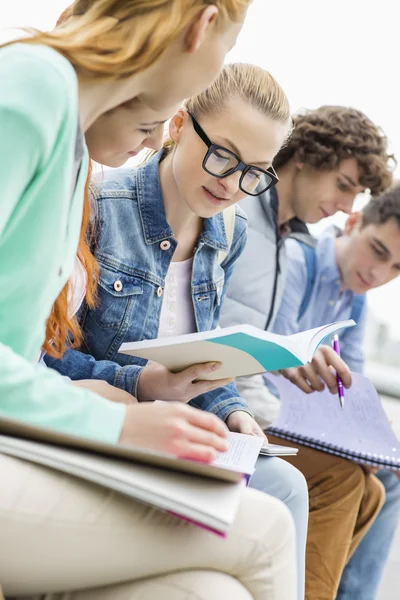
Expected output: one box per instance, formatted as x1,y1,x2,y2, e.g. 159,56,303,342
266,372,400,471
213,432,263,477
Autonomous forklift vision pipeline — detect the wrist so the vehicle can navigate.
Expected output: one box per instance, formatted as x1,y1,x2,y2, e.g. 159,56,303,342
136,366,153,402
223,404,254,424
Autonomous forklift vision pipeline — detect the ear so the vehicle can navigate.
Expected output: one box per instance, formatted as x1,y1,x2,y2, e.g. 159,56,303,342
184,6,219,53
294,151,304,170
344,211,362,235
169,108,187,143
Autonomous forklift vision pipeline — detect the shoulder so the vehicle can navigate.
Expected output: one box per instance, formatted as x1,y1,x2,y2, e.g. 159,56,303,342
285,237,308,266
241,191,277,242
233,203,248,238
0,44,77,112
0,44,78,149
91,166,138,201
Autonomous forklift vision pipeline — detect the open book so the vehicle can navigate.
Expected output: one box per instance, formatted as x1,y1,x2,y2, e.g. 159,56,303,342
266,372,400,471
119,320,355,380
0,416,266,536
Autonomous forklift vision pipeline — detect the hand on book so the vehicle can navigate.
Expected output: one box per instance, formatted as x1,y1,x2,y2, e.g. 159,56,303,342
226,411,267,442
72,379,137,405
280,346,352,395
119,402,229,461
136,361,234,403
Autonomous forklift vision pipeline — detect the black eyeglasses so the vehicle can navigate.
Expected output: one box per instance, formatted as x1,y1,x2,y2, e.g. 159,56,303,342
187,111,279,196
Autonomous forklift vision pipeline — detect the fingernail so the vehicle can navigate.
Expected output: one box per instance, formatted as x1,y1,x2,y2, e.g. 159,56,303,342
211,362,222,371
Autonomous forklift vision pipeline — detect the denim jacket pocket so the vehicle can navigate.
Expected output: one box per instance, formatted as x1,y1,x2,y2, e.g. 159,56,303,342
192,275,225,331
89,262,144,329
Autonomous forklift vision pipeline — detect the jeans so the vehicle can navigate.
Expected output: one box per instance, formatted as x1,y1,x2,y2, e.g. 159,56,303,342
337,469,400,600
249,456,309,600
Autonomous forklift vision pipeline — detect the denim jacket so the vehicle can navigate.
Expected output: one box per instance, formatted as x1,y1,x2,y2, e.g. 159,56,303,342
45,151,252,422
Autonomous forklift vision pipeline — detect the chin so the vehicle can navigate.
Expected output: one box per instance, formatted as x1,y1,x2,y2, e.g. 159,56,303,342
107,157,130,169
306,213,323,224
195,206,220,219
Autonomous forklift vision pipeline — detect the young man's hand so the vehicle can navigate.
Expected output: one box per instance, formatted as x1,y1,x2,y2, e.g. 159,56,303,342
280,345,352,394
137,361,234,403
226,410,268,441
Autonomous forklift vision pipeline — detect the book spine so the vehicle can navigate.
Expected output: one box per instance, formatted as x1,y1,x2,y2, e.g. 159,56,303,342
167,510,227,538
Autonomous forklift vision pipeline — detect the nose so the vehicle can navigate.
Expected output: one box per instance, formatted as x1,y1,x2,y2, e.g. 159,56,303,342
370,262,392,286
336,193,356,215
218,170,242,195
147,124,165,151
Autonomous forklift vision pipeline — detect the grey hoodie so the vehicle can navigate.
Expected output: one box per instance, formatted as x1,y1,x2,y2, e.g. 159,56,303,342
220,188,287,331
220,188,313,428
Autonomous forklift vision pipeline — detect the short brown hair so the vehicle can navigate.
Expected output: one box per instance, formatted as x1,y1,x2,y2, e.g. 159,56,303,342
274,105,395,195
361,184,400,229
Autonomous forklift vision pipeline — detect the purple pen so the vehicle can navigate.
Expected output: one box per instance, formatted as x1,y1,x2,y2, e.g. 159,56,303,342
332,334,344,409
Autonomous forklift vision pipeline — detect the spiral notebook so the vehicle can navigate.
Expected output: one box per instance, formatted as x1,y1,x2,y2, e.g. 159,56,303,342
266,372,400,471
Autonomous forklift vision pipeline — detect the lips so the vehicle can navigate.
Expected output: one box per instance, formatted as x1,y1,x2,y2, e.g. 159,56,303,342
128,151,138,157
357,272,371,288
202,186,231,206
320,207,333,218
203,186,230,200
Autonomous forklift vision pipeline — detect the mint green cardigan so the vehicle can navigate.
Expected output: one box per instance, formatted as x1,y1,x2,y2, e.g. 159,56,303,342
0,44,125,442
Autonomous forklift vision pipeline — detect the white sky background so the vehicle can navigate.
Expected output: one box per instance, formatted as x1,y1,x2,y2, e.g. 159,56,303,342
2,0,400,336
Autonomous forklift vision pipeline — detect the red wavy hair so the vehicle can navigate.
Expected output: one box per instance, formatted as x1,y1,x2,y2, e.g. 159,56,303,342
43,162,99,358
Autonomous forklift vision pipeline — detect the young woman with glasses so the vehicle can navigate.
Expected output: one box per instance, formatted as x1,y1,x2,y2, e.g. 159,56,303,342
46,63,308,600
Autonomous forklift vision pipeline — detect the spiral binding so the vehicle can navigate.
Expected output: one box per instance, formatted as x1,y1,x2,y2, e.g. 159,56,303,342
267,427,400,470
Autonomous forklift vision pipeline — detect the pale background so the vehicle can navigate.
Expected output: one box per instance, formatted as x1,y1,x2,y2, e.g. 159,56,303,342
1,1,399,595
2,0,399,338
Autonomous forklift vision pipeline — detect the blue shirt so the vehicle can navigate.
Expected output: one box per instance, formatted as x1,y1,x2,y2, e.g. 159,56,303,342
45,151,252,422
272,226,367,373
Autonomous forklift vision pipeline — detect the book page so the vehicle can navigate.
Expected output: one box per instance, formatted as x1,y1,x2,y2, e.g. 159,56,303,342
283,320,355,362
267,372,400,465
213,432,263,474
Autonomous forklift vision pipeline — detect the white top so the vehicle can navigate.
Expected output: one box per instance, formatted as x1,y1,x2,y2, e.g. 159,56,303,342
37,257,87,364
158,258,196,338
68,256,87,318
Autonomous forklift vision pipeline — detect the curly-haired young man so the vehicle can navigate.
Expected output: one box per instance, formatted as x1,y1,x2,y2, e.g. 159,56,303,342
220,105,395,600
270,187,400,600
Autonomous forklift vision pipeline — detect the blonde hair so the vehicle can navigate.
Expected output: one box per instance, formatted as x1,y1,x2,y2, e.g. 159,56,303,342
4,1,251,79
186,62,290,124
155,62,291,157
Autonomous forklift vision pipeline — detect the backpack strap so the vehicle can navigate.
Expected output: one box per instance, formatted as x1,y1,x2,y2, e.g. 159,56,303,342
350,294,366,324
218,205,236,265
297,242,317,320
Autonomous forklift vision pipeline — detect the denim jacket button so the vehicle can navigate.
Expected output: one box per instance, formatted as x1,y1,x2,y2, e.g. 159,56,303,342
157,286,163,297
113,280,123,292
160,240,171,251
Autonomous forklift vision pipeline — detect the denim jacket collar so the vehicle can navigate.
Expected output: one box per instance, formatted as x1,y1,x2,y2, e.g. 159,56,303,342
137,150,230,252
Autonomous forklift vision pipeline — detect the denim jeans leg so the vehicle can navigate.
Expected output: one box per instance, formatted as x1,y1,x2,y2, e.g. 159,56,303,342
249,456,309,600
337,469,400,600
